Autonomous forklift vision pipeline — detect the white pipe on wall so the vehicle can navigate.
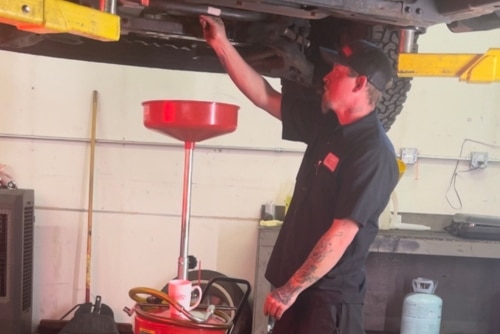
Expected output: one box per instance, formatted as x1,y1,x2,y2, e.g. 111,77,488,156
2,132,499,164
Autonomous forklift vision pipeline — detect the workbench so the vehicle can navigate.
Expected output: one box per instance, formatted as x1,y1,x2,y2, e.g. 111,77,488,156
252,213,500,334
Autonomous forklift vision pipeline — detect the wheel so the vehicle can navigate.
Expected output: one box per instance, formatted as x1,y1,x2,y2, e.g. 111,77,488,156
164,269,253,334
368,25,418,131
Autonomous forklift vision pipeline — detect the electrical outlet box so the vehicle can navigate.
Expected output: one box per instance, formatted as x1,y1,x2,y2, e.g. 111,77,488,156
400,147,418,165
470,152,488,169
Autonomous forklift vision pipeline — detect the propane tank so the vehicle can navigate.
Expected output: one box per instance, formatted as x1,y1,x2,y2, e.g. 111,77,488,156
400,277,442,334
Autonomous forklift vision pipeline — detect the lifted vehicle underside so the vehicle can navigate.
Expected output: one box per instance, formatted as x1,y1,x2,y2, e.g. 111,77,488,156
1,0,499,129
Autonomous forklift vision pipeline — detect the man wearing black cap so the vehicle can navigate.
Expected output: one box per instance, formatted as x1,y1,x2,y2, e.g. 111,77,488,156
200,15,399,333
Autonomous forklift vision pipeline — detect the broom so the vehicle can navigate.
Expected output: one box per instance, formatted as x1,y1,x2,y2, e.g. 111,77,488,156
38,91,133,334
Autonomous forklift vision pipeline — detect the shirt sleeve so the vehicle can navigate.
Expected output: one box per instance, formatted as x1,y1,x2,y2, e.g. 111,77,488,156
334,145,399,227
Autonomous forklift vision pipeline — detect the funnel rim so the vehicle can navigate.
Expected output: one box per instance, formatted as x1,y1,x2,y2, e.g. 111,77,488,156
142,99,240,110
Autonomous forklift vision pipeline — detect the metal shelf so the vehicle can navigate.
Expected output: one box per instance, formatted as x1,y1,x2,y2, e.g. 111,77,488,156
373,229,500,259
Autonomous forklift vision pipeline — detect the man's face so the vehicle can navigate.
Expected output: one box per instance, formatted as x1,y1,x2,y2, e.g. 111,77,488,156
321,64,356,114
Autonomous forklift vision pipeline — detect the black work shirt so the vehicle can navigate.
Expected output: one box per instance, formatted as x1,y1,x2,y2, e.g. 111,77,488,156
265,87,399,303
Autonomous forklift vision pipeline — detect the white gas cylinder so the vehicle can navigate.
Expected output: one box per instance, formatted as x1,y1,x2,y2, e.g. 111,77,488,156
400,277,442,334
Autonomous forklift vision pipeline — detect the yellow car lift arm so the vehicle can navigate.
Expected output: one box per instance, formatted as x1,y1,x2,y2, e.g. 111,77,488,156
398,49,500,83
0,0,120,41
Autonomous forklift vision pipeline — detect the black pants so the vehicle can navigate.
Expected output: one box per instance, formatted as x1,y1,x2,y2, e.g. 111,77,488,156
271,292,365,334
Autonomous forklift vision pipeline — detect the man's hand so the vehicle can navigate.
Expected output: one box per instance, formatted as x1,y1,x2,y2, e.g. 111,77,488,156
263,283,300,320
199,15,228,49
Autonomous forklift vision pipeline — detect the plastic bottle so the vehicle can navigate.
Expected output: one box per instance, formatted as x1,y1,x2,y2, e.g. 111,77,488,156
275,180,294,215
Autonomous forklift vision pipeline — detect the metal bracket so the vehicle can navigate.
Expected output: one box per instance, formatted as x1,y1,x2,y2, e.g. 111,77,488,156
0,0,120,41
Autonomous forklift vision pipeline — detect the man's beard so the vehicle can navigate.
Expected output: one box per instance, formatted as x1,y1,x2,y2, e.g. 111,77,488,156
321,92,331,114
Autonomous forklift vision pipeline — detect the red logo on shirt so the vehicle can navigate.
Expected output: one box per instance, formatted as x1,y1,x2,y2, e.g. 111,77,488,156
323,152,339,172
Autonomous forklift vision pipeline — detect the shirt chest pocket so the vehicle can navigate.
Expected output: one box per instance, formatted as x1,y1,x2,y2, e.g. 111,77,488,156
317,152,340,173
293,140,342,210
312,151,341,199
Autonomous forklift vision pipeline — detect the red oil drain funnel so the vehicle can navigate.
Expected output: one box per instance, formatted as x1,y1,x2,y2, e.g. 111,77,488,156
142,100,239,280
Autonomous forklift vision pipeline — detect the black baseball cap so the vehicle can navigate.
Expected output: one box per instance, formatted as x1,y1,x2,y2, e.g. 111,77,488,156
320,40,393,92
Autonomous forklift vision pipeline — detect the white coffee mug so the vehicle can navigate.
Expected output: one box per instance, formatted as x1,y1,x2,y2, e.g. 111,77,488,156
168,279,203,319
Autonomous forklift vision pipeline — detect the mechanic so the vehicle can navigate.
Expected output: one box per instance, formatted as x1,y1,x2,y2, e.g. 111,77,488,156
200,15,400,334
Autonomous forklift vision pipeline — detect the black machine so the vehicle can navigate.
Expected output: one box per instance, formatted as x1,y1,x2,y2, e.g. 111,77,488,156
448,214,500,241
0,189,35,334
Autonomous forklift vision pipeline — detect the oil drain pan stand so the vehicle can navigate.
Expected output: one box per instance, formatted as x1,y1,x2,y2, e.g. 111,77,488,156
130,100,249,334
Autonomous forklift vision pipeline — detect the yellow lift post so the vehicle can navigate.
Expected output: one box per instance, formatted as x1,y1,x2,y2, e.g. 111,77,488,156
0,0,120,41
398,49,500,83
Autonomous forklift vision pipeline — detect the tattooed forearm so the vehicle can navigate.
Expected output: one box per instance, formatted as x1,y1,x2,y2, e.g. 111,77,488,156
293,238,333,285
288,219,359,293
294,264,319,285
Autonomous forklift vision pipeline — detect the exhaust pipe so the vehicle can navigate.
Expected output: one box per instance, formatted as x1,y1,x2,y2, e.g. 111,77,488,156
140,0,268,21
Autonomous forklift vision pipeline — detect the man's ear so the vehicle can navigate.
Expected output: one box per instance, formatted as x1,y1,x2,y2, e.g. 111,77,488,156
354,75,368,92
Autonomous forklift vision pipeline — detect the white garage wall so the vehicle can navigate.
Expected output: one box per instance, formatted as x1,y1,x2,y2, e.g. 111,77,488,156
389,26,500,215
0,24,499,328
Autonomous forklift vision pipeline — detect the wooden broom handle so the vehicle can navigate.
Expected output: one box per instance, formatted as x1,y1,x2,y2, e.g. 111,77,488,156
86,90,98,303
